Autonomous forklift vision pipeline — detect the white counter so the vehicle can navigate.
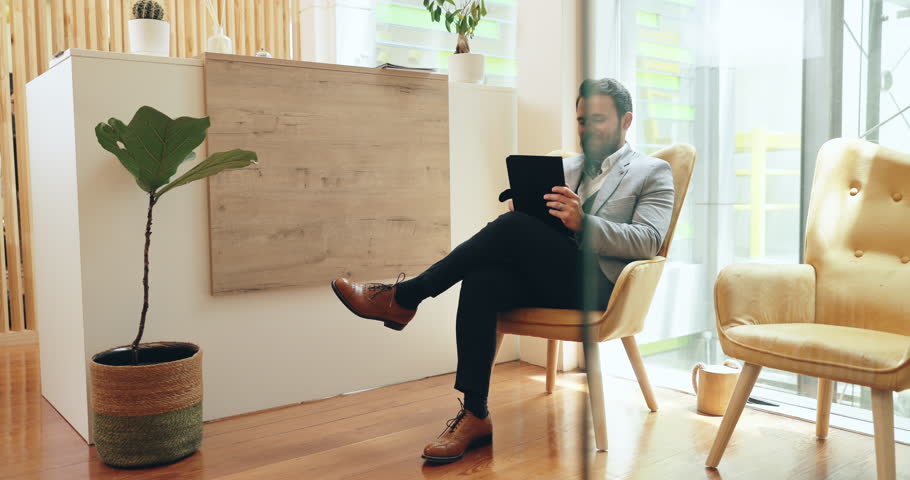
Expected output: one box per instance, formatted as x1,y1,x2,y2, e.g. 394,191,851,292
26,49,518,442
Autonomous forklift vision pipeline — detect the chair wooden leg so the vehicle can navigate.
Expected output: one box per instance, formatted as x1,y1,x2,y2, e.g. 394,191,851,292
621,336,658,412
871,389,896,480
494,332,505,362
706,363,761,468
583,341,607,451
816,378,834,439
546,339,559,394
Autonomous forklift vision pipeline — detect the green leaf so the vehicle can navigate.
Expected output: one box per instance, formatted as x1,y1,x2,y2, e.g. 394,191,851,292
446,0,455,5
422,0,429,6
94,106,210,193
95,122,153,192
445,20,452,32
156,149,258,198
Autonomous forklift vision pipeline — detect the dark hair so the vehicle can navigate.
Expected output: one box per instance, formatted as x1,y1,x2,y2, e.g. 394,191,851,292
576,78,633,118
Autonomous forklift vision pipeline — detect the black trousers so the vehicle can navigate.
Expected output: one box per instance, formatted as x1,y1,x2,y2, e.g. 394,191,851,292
416,211,613,399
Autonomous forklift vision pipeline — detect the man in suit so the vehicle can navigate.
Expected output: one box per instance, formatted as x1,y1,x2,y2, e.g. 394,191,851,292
331,78,675,464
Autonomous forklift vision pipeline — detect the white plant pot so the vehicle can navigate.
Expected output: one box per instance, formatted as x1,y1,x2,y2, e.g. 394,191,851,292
448,53,485,84
129,19,170,57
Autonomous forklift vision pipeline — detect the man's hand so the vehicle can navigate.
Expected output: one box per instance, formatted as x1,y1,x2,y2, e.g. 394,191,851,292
544,185,583,232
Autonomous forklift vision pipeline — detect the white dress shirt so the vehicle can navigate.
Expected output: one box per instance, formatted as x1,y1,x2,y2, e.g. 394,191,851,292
578,142,632,203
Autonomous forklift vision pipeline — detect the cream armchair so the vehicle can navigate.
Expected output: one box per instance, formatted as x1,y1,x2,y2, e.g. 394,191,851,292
706,138,910,479
493,143,696,451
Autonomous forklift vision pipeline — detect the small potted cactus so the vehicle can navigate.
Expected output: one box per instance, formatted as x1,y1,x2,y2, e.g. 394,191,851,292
129,0,169,57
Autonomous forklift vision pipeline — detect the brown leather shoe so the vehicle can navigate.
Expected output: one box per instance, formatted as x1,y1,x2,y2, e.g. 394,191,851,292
330,273,417,331
422,400,493,464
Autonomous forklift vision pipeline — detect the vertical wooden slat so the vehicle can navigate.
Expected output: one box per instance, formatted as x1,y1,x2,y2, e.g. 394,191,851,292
226,0,236,54
255,0,263,55
74,0,85,48
186,0,196,56
64,0,77,50
175,0,185,57
51,0,66,54
274,0,282,59
237,0,253,55
194,0,209,55
244,0,253,56
121,0,130,53
20,0,38,80
274,0,281,56
85,0,97,49
167,0,176,56
110,0,121,52
198,0,206,55
240,0,249,55
35,0,50,73
97,0,109,51
7,0,30,332
278,0,286,59
265,0,273,57
0,6,16,334
292,0,300,60
199,0,206,56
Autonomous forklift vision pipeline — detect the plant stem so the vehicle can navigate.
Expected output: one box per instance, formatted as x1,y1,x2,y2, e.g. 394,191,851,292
131,192,157,364
456,33,470,54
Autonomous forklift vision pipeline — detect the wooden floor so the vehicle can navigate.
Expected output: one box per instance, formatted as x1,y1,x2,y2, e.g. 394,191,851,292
3,343,910,479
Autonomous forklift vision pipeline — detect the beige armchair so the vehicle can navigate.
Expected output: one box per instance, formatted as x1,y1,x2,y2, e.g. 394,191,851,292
493,143,696,451
706,138,910,479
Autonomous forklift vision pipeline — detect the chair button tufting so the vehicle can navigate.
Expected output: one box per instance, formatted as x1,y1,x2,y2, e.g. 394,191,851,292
902,256,910,264
855,250,864,258
894,193,903,202
849,187,859,196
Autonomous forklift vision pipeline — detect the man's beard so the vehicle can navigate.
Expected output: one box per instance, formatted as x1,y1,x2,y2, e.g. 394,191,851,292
582,131,621,164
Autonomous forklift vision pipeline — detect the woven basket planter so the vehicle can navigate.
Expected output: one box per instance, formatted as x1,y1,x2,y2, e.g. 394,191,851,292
89,342,203,468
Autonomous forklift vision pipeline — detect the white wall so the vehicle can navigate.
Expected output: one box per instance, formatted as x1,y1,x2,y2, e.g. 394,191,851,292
27,49,518,442
516,0,583,372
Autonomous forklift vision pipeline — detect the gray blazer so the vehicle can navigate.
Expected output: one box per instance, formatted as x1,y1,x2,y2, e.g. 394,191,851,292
564,149,675,284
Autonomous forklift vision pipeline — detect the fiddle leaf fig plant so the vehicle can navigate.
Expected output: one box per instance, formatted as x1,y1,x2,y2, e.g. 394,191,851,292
423,0,488,54
95,105,258,363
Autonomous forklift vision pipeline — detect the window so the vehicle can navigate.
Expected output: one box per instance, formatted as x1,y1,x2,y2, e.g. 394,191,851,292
588,0,910,442
375,0,518,86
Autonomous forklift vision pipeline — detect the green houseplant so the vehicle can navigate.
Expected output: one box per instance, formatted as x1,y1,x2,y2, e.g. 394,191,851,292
89,105,257,468
423,0,488,83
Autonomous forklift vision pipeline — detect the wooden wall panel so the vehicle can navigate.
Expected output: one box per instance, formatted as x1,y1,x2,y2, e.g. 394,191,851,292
51,0,65,53
167,0,177,56
292,0,300,60
175,0,185,57
204,55,450,294
21,0,38,79
265,0,273,57
0,7,16,333
85,0,97,49
110,0,122,52
255,0,263,55
197,0,205,55
7,0,31,330
96,0,108,51
35,0,49,69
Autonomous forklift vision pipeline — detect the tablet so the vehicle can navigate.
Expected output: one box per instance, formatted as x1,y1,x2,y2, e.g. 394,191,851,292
505,155,571,235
